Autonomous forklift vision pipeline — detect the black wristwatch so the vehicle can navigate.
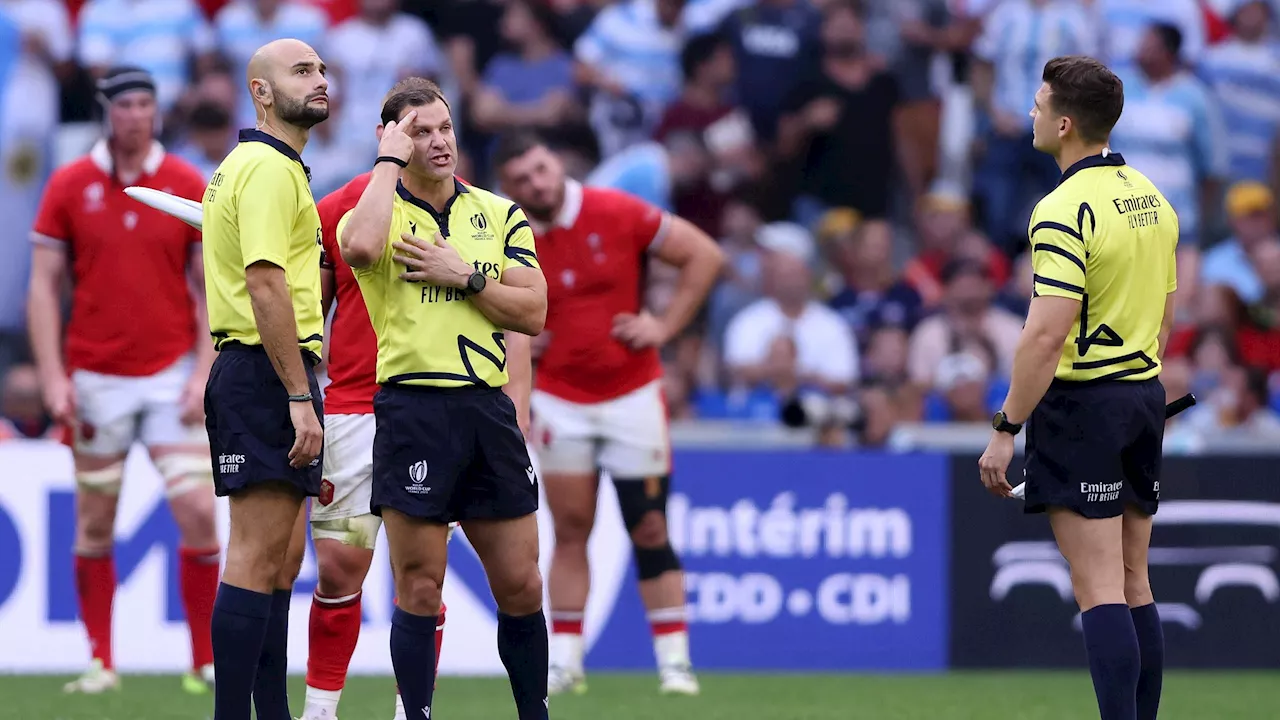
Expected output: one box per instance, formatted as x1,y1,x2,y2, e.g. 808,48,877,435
992,410,1023,436
466,270,487,294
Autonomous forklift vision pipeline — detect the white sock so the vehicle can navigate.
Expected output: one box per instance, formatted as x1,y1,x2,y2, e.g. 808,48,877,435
392,692,406,720
549,632,585,673
302,686,342,719
649,607,691,669
654,631,691,669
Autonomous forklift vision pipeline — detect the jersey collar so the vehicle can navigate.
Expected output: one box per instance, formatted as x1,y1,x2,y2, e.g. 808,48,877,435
555,178,584,229
238,128,312,182
1059,149,1126,186
90,139,165,178
396,177,470,226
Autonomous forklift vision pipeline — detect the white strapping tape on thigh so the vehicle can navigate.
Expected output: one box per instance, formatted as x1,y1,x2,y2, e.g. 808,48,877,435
311,514,382,551
154,452,213,499
447,522,458,543
75,462,126,494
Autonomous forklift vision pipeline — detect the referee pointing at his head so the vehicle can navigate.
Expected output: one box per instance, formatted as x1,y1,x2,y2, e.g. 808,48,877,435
201,38,329,720
340,77,549,720
978,56,1178,720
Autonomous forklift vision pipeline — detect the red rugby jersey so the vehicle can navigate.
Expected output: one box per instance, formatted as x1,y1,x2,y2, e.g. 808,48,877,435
318,172,378,415
533,180,670,404
31,141,206,377
318,172,472,414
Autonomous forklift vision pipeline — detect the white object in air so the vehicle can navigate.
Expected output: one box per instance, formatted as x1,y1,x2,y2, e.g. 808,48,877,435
124,186,203,229
1011,483,1026,499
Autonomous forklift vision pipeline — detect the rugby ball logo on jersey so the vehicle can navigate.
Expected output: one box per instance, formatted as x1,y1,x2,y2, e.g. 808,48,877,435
988,500,1280,630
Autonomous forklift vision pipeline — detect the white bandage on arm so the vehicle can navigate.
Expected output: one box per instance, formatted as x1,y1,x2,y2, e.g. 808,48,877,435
153,452,214,499
311,515,382,551
75,461,127,495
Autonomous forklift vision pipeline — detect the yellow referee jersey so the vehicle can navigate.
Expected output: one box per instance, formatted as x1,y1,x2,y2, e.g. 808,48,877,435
338,178,540,388
201,129,324,359
1030,152,1178,383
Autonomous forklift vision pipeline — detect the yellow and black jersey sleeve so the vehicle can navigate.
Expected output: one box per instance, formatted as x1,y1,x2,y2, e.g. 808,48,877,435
1029,201,1092,301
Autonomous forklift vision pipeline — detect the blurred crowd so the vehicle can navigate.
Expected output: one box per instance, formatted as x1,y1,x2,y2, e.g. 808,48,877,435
3,0,1280,447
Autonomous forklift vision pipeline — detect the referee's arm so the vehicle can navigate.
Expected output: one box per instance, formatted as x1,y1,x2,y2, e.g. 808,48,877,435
239,162,312,398
340,162,400,269
998,225,1087,424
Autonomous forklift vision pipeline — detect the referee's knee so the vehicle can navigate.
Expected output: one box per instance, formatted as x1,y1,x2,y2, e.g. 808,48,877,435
492,564,543,617
1124,568,1154,607
396,567,444,616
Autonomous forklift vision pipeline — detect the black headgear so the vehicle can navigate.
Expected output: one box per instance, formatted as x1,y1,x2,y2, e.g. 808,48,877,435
97,66,157,105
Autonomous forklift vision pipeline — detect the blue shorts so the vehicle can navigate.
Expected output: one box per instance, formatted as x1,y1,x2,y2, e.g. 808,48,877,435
1023,378,1165,519
371,383,536,524
204,345,324,497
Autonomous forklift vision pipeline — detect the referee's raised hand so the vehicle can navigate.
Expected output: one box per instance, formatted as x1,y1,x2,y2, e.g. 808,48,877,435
378,109,417,165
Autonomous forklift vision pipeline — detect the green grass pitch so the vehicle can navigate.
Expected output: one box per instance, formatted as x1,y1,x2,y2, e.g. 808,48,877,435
3,671,1278,720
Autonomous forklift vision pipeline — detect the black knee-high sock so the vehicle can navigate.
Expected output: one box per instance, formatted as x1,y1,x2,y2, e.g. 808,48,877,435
252,589,293,720
1081,603,1141,720
391,608,439,719
211,583,272,720
498,610,550,720
1130,603,1164,720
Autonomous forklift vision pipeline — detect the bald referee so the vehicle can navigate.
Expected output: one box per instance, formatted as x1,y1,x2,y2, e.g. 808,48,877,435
978,56,1177,720
201,39,329,720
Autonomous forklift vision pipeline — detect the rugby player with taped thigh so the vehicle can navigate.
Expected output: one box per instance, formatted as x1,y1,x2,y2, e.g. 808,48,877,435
493,130,725,697
301,168,535,720
27,67,220,696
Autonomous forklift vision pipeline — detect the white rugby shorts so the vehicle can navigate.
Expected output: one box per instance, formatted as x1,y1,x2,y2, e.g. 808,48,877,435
530,379,671,478
71,354,206,456
315,413,376,523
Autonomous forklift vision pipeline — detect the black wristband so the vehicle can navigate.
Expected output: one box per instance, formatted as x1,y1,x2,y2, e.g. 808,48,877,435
288,392,313,403
375,155,408,168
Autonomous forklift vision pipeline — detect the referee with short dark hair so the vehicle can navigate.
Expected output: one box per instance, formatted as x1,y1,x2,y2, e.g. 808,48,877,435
978,56,1178,720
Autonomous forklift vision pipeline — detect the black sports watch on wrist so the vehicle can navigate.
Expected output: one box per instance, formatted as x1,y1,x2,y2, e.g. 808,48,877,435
992,410,1023,436
466,270,487,294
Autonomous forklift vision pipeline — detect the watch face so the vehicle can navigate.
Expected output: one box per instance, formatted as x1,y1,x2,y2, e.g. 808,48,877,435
992,412,1005,430
468,272,486,293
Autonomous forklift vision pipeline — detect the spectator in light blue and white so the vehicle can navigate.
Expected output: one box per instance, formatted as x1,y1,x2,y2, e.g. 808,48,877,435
76,0,216,113
970,0,1097,251
1112,23,1229,248
0,0,72,346
1096,0,1207,74
1201,181,1277,303
1200,0,1280,185
574,0,687,158
326,0,450,162
215,0,329,128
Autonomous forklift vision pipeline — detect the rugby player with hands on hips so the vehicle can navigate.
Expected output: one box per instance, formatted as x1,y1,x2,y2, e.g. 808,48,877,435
28,66,220,697
339,77,549,720
301,123,534,720
490,130,725,697
978,56,1179,720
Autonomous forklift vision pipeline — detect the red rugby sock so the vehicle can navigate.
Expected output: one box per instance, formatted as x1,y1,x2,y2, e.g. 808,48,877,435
74,553,116,669
306,590,363,691
178,546,219,670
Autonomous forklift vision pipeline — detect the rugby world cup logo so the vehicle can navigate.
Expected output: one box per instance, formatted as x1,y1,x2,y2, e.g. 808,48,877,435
409,461,428,485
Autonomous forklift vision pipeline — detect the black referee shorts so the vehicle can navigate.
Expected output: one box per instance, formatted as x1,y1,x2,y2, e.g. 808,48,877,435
371,383,537,524
204,345,324,498
1023,378,1165,519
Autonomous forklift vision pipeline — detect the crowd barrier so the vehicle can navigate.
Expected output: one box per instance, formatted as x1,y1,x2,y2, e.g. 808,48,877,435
0,440,1275,674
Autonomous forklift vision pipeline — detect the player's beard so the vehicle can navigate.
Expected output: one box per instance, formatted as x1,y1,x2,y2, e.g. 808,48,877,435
278,92,329,129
